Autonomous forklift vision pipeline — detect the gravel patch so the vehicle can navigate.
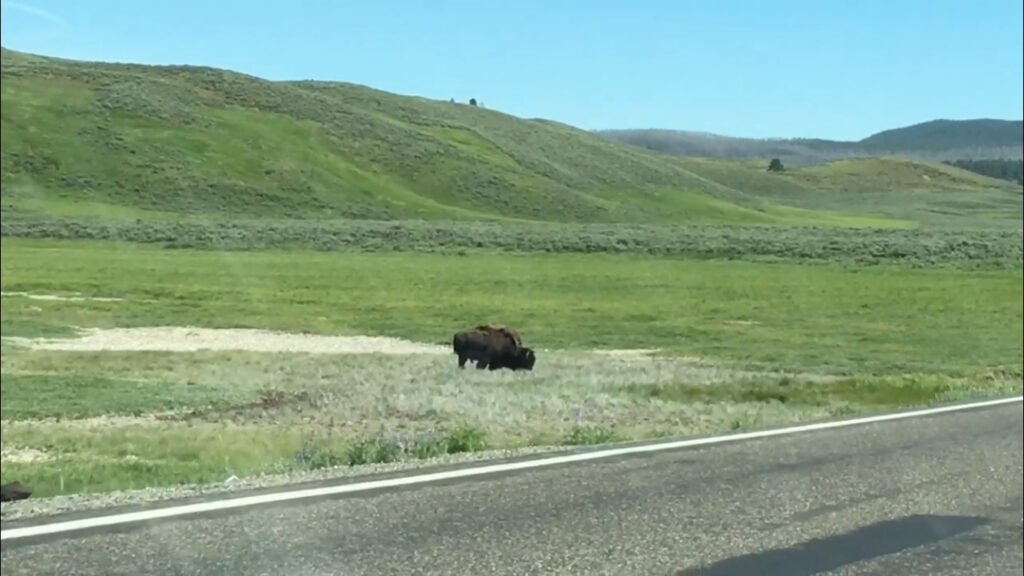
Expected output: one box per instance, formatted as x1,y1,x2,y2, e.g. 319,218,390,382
0,444,577,521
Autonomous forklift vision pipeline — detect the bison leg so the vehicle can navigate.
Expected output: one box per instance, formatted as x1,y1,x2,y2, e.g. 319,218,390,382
457,354,468,368
475,359,489,370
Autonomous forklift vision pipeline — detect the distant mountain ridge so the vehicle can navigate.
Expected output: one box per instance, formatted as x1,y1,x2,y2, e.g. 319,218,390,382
596,119,1024,166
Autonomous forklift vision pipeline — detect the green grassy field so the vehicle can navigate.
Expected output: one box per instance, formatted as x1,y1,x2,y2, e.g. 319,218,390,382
1,239,1022,373
1,238,1021,497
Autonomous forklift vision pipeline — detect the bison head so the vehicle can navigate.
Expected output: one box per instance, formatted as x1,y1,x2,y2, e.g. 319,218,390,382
514,347,537,370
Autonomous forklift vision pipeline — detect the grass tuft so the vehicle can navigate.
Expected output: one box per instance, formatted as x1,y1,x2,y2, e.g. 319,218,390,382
563,425,621,446
346,427,490,467
626,373,1003,410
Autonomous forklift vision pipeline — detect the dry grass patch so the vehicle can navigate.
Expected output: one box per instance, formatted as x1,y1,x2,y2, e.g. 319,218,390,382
1,325,1019,498
1,446,53,464
0,328,862,496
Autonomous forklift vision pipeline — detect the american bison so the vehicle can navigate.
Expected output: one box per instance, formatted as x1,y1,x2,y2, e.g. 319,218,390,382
453,324,536,371
0,481,32,502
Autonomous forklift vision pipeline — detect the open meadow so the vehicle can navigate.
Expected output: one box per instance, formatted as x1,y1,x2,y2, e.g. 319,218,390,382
1,237,1021,501
1,48,1022,508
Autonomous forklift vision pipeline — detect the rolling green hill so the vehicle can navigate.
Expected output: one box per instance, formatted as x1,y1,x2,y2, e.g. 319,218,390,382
597,119,1024,166
1,47,1020,230
661,156,1022,228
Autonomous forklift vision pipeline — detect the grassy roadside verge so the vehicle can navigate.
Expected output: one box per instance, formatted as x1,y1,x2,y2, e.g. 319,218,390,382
2,349,1019,498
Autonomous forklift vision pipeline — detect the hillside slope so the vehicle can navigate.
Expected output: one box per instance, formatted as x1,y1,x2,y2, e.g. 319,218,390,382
672,157,1022,228
598,119,1024,167
861,119,1023,152
0,48,1018,228
0,47,786,226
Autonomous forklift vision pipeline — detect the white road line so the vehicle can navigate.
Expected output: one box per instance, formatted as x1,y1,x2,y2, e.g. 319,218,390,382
2,395,1021,541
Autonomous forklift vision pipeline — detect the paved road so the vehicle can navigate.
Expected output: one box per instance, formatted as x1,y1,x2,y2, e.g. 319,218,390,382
2,403,1022,576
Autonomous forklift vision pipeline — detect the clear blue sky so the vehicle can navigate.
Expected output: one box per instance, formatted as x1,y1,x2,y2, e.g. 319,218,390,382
2,0,1022,140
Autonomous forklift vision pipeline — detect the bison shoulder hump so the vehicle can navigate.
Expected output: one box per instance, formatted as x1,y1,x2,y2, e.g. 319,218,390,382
475,324,522,349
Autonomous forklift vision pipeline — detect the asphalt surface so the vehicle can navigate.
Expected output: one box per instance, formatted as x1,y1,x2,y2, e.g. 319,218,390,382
2,403,1022,576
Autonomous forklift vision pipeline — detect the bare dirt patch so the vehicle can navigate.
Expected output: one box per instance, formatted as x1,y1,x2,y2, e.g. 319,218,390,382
1,291,125,303
5,414,175,429
587,349,716,365
4,326,680,358
589,348,662,356
4,326,452,355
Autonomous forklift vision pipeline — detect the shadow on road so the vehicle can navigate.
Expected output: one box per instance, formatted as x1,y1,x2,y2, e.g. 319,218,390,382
674,513,989,576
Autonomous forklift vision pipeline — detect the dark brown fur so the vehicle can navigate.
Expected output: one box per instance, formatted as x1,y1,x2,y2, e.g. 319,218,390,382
474,324,522,349
453,324,536,371
0,481,32,503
